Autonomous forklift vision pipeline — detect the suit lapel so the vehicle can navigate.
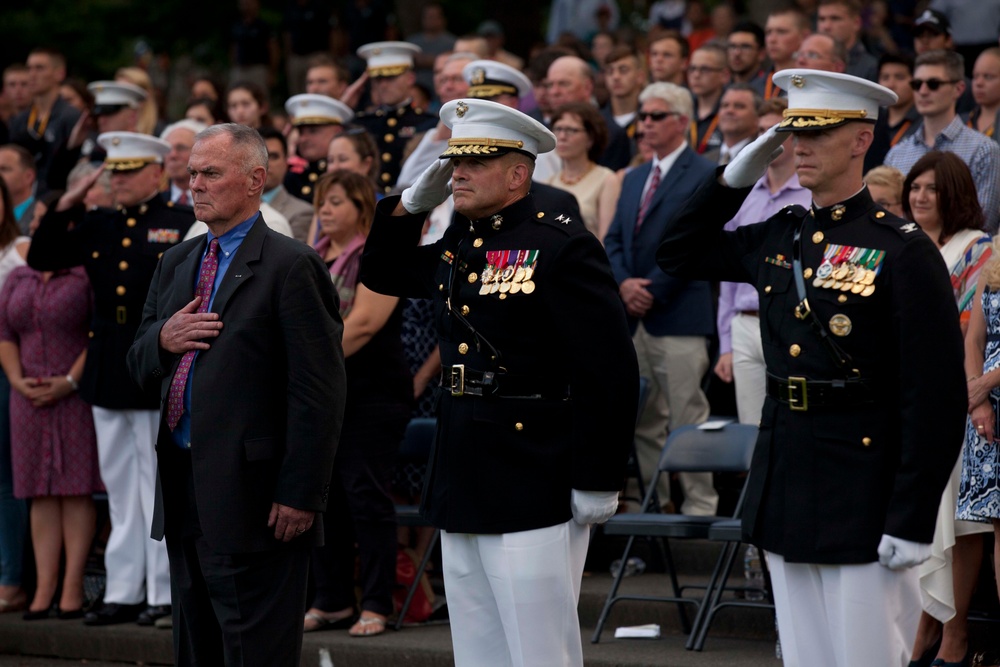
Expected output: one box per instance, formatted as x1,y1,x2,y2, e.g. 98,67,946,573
172,238,206,308
644,148,693,221
210,216,265,316
623,162,653,249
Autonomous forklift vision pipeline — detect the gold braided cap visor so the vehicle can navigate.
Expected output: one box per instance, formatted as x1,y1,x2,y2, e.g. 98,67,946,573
291,116,344,127
440,137,527,158
367,65,411,78
777,108,873,131
104,157,159,172
467,84,519,99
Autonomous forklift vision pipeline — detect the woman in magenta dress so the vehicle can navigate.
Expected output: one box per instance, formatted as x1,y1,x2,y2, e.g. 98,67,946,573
0,213,102,619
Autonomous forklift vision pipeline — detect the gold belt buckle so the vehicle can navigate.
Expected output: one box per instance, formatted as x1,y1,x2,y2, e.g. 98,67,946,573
451,364,465,397
787,376,808,411
116,306,127,324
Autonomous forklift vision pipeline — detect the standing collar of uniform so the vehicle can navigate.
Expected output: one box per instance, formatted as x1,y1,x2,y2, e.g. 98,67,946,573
118,191,163,215
378,98,414,115
466,193,535,236
206,212,259,258
809,185,874,227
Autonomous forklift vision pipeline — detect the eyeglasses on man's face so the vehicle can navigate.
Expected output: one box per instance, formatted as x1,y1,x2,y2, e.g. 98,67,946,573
909,78,958,91
638,110,680,122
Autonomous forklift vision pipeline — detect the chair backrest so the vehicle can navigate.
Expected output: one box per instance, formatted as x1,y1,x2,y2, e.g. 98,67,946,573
636,376,651,426
398,417,437,464
658,423,758,475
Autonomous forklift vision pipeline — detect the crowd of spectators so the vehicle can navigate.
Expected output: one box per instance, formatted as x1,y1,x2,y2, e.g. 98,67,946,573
0,0,999,659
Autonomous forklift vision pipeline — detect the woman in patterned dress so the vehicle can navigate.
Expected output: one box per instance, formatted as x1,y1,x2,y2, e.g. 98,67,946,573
958,240,1000,654
903,151,993,666
0,178,30,615
0,196,102,620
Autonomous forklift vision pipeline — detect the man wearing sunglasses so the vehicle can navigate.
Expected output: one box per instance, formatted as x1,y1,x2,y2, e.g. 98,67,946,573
658,68,966,667
885,49,1000,233
605,82,717,516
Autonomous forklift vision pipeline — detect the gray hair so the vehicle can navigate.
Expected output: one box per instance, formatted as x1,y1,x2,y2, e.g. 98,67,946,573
639,82,694,120
446,51,480,65
160,118,208,140
196,123,268,174
67,161,110,193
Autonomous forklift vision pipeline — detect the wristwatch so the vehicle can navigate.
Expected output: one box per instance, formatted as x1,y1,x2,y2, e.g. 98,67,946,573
66,375,78,391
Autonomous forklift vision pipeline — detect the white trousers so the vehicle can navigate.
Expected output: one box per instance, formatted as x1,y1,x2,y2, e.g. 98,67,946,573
731,313,767,426
768,552,921,667
92,407,171,606
632,324,716,514
442,520,589,667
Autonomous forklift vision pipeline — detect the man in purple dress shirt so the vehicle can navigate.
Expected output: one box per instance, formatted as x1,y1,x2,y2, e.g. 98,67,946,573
714,98,811,425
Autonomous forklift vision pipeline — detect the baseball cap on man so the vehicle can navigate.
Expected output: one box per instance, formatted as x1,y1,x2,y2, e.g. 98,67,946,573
914,10,951,37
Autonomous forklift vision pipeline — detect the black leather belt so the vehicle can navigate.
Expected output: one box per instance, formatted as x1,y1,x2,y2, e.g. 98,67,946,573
766,373,874,411
441,364,569,399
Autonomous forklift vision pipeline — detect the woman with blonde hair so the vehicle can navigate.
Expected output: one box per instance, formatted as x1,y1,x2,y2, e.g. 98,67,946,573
864,165,905,219
115,67,161,135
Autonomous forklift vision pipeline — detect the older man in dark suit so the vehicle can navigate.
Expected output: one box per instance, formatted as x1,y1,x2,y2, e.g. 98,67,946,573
604,82,718,515
127,123,345,666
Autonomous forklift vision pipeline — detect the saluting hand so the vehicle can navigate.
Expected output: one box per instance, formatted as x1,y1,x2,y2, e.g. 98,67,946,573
268,503,315,542
721,123,787,189
159,296,223,354
400,159,453,214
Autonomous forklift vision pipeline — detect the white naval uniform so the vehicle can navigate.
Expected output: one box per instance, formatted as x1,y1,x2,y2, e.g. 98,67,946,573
93,407,171,606
442,520,590,667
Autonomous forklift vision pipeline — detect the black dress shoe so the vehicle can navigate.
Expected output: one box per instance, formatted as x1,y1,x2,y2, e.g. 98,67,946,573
83,602,144,626
57,608,85,620
22,607,52,621
136,605,171,626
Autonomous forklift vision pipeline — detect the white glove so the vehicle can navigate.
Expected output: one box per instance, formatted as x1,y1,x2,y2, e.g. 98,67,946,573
400,159,453,214
877,534,932,570
571,489,619,525
721,123,787,188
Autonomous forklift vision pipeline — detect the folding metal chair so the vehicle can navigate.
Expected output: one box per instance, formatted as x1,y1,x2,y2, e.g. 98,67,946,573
590,422,758,644
685,518,774,650
621,376,652,508
394,417,440,630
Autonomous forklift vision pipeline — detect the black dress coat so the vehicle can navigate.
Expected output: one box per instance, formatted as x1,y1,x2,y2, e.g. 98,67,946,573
657,176,967,564
361,193,639,535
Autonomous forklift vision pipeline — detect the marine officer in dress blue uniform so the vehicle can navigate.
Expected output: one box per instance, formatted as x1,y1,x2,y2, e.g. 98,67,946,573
657,70,967,667
28,132,194,627
361,99,639,667
354,41,437,195
282,93,354,204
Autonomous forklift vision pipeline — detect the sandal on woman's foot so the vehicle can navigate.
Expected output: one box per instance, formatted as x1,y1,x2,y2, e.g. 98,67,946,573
303,611,356,632
348,614,387,637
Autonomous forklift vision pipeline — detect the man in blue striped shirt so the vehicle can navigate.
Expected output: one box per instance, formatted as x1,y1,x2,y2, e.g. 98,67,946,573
885,49,1000,233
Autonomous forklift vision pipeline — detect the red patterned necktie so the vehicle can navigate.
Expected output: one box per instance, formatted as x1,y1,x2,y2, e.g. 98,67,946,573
177,190,188,205
635,165,662,232
167,239,219,431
